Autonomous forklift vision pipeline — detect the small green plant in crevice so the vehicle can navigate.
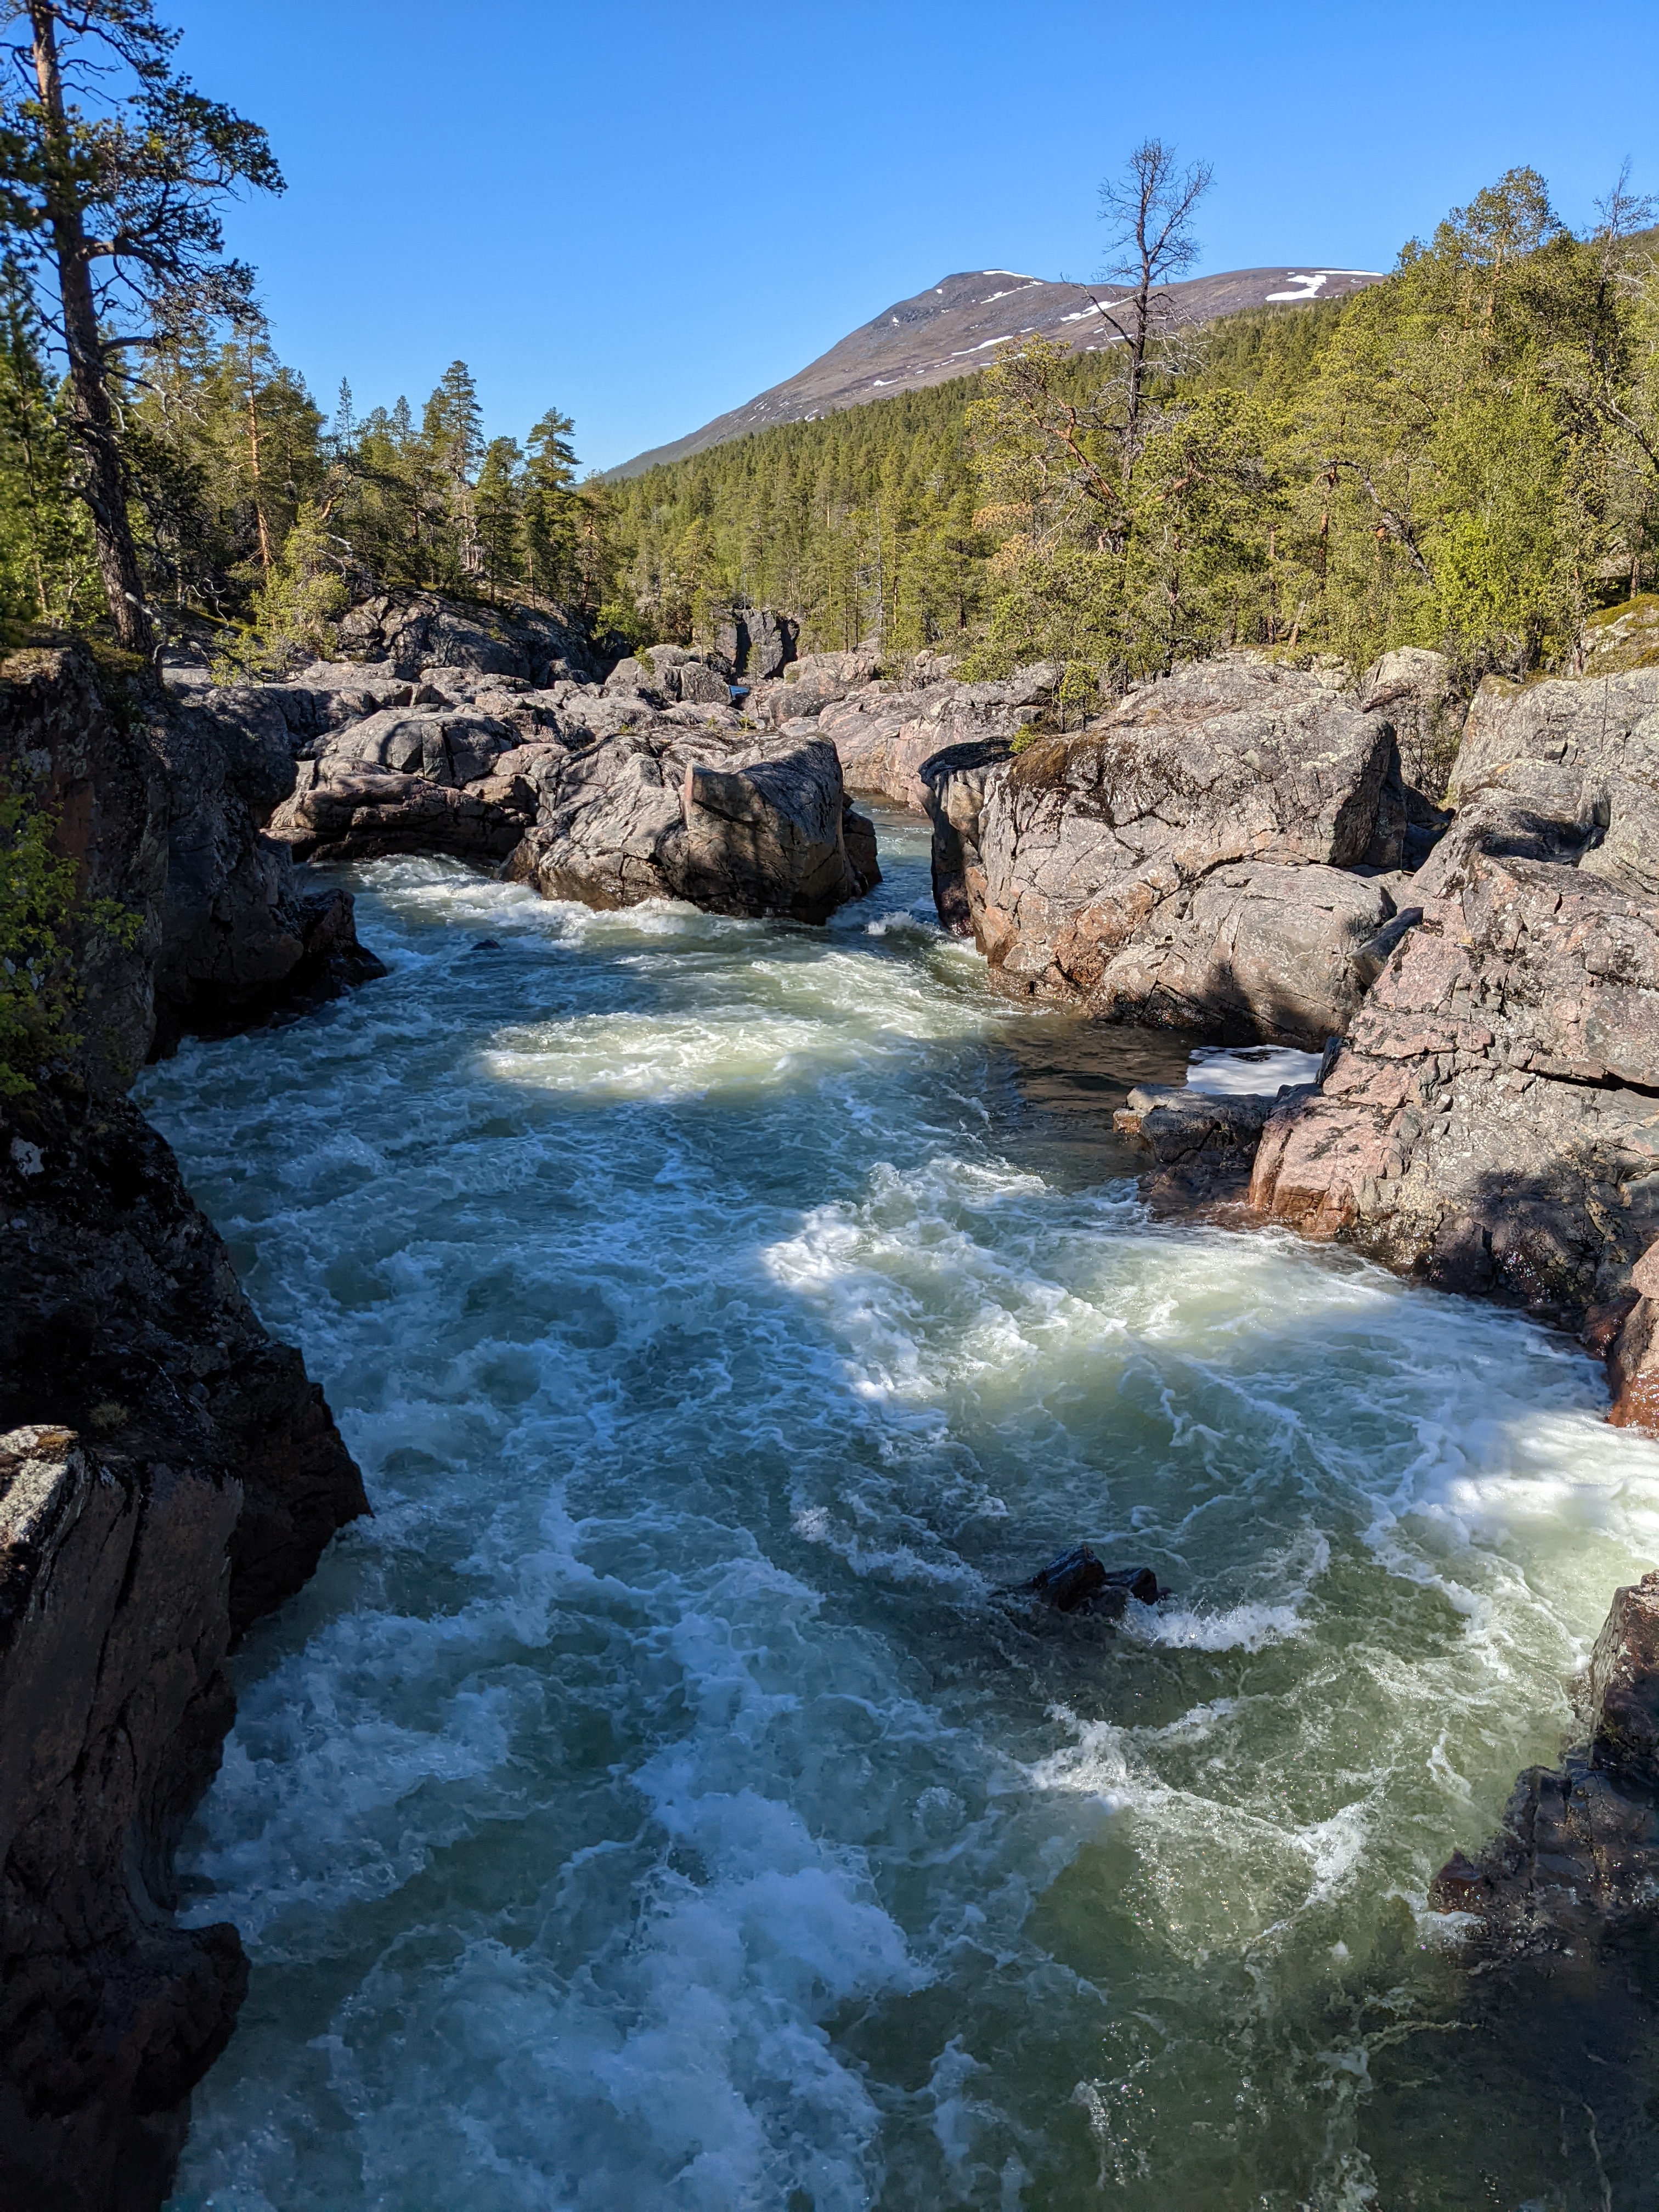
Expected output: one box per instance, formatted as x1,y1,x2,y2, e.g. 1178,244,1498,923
0,775,140,1096
210,501,350,683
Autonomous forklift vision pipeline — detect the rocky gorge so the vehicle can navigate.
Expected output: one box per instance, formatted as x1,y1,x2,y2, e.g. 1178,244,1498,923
7,585,1659,2204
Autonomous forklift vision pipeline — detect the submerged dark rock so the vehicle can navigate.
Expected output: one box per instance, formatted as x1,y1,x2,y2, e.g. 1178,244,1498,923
1019,1544,1165,1619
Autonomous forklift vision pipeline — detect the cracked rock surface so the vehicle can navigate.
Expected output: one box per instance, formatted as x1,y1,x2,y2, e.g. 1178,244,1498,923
922,658,1420,1045
1251,669,1659,1328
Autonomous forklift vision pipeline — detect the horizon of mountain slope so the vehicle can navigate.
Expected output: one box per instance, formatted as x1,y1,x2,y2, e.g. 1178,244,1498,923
606,263,1385,479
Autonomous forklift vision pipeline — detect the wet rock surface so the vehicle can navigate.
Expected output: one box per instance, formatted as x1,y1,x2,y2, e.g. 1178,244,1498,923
1114,1079,1313,1205
1431,1572,1659,1953
1016,1544,1166,1620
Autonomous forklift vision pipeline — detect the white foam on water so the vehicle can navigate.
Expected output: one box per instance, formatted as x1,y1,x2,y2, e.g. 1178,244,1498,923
1186,1043,1325,1094
146,834,1659,2209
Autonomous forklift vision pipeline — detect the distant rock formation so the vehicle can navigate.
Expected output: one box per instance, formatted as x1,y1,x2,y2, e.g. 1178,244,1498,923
259,615,878,924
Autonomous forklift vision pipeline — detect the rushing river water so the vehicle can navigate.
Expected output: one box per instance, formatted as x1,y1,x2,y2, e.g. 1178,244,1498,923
143,810,1659,2210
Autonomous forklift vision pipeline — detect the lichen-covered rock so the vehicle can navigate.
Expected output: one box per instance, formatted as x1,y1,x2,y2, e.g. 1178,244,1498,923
0,1087,368,2210
1448,666,1659,809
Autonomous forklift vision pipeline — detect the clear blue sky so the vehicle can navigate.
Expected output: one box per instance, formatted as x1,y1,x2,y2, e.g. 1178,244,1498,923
165,0,1656,473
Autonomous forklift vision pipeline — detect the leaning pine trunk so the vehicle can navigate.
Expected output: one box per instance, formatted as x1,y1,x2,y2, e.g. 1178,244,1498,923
29,2,151,652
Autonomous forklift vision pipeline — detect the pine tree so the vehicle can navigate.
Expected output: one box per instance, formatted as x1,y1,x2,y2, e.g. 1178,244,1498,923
0,0,283,649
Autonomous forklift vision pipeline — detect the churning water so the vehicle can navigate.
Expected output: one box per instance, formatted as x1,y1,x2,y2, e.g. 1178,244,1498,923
144,811,1659,2210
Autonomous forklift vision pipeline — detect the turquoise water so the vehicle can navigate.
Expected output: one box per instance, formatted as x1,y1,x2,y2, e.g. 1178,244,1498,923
144,811,1659,2209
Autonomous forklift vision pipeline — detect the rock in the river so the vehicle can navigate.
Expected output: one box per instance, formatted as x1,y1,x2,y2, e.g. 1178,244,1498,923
923,660,1413,1044
0,1085,368,2210
1251,667,1659,1323
502,729,875,921
1430,1571,1659,1951
1114,1080,1313,1204
1018,1544,1165,1619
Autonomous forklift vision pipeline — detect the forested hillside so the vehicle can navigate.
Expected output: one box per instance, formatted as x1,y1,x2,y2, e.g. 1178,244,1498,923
617,172,1659,707
0,99,1652,718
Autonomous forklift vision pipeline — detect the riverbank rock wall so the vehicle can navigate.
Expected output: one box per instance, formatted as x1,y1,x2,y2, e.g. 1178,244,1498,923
918,657,1441,1046
0,646,374,2210
1250,668,1659,1338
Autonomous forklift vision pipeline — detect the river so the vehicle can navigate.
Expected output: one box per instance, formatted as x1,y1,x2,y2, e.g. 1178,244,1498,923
143,808,1659,2209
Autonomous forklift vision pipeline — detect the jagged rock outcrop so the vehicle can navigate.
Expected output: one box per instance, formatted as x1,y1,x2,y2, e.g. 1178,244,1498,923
502,729,877,921
744,647,883,729
1,646,374,2210
1251,668,1659,1324
264,649,880,923
1430,1570,1659,1951
714,607,797,680
0,1090,368,2211
1,644,383,1073
331,588,596,686
921,659,1422,1045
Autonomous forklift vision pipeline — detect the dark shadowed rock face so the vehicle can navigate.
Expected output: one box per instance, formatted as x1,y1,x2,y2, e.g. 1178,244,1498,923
1251,669,1659,1325
0,643,384,1073
921,659,1415,1046
0,1088,368,2211
1430,1573,1659,1954
0,642,377,2210
1113,1080,1316,1206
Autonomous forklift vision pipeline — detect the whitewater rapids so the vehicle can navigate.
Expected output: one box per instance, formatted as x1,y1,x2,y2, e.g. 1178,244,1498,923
144,810,1659,2209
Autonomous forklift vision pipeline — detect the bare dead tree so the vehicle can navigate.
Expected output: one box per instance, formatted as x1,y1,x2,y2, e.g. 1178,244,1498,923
1089,138,1213,494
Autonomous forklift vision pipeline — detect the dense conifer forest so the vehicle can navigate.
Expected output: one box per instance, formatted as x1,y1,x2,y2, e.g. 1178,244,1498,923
0,32,1652,719
615,173,1659,707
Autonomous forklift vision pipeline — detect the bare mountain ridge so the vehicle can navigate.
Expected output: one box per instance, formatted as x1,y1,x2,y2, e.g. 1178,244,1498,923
608,263,1384,478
